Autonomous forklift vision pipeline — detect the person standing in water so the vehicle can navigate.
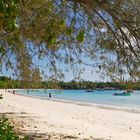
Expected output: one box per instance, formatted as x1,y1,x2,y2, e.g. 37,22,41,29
49,93,52,98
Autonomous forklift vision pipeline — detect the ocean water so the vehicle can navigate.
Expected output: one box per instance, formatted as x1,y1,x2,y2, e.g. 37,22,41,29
15,89,140,109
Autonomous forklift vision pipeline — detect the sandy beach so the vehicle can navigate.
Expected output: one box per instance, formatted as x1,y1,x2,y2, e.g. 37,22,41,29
0,89,140,140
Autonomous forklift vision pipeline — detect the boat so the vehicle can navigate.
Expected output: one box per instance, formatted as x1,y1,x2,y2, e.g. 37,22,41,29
85,90,94,92
113,92,131,96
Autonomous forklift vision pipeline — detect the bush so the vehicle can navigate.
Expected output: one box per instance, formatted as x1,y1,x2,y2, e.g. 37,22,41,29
0,116,28,140
0,116,19,140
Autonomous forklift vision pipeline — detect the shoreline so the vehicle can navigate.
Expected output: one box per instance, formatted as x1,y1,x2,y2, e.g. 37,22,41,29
1,89,140,140
11,89,140,113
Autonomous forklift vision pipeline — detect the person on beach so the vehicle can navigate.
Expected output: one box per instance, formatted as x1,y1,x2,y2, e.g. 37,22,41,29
0,94,3,99
13,90,15,94
49,93,52,98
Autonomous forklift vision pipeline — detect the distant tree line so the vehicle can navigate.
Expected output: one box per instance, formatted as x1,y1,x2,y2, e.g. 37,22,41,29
0,76,140,90
58,80,140,90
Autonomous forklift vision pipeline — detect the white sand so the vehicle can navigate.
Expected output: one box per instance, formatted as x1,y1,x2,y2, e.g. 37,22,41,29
0,89,140,140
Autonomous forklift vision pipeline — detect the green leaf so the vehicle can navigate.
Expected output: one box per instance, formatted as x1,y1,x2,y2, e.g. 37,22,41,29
76,30,85,42
66,28,73,36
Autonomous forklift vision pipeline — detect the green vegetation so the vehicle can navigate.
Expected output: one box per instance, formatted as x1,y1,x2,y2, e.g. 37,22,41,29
58,81,140,90
0,76,140,90
1,1,139,138
0,116,19,140
0,0,140,81
0,116,28,140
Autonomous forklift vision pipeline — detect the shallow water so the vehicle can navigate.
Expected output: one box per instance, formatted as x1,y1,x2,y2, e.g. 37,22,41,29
15,89,140,109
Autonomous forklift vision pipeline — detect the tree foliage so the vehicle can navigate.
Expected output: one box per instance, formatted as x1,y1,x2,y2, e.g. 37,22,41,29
0,0,140,81
0,76,140,90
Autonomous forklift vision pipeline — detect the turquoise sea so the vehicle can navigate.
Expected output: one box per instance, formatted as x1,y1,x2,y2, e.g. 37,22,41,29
15,89,140,109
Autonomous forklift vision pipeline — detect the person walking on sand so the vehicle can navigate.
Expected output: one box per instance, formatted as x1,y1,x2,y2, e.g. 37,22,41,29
49,93,52,98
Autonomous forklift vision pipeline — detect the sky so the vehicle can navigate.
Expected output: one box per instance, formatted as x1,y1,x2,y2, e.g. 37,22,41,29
0,42,110,82
64,69,109,82
0,63,109,82
0,4,114,82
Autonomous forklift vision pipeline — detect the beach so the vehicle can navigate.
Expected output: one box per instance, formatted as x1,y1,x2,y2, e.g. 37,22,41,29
0,89,140,140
